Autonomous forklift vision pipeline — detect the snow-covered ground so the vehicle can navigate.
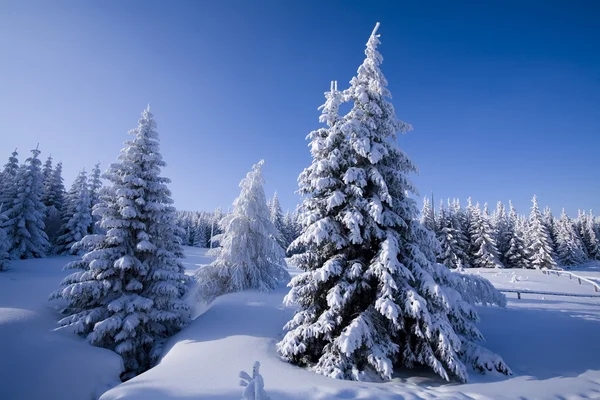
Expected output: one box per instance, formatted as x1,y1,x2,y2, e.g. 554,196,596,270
1,248,600,400
0,256,122,400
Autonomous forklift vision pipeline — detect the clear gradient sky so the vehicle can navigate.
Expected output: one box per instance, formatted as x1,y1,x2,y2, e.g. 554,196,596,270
0,0,598,217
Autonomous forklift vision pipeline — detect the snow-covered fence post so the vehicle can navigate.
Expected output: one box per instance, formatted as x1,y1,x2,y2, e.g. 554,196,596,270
239,361,270,400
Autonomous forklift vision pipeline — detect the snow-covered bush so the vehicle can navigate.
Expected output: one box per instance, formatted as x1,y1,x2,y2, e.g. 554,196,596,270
194,160,289,301
239,361,271,400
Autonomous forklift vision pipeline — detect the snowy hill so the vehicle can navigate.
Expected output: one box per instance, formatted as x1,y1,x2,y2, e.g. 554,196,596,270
1,248,600,399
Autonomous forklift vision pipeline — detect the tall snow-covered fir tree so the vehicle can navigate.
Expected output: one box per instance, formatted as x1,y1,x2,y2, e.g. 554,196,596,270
527,195,556,269
468,203,503,268
2,146,49,259
278,25,510,383
88,162,104,234
555,209,586,266
194,160,289,301
503,201,530,269
55,170,92,255
50,107,190,379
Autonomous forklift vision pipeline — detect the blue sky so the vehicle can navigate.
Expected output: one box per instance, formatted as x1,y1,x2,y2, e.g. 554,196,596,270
0,0,598,217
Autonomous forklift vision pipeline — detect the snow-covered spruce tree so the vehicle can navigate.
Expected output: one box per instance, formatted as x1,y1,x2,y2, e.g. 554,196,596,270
0,148,19,207
436,201,466,269
420,196,436,233
527,195,556,269
50,107,190,379
468,203,504,268
278,25,510,383
578,211,600,260
88,162,104,234
450,198,471,268
555,209,586,266
55,170,92,255
542,206,558,254
42,161,66,245
282,210,302,256
503,201,530,269
194,160,289,301
491,201,510,265
2,146,49,259
41,155,53,185
462,197,479,266
269,191,286,248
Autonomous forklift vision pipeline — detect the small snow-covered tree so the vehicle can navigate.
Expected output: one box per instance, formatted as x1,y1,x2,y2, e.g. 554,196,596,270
194,160,288,301
42,161,66,245
527,195,557,269
55,170,92,255
555,209,586,266
281,210,302,256
269,191,285,247
50,107,190,379
450,198,471,268
41,155,54,186
436,201,466,269
420,196,436,233
542,206,557,254
503,201,530,269
0,149,19,207
88,162,104,234
491,201,510,265
468,203,504,268
578,210,600,260
278,25,509,383
2,146,49,259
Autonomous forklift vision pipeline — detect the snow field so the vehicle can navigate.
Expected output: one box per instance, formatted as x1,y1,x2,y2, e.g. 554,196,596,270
1,249,600,400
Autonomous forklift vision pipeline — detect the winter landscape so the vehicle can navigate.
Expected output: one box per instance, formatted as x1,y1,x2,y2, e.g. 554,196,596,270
1,2,599,400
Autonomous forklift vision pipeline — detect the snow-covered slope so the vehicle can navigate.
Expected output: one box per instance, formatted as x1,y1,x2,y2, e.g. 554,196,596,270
0,256,122,400
2,249,600,400
101,252,600,400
